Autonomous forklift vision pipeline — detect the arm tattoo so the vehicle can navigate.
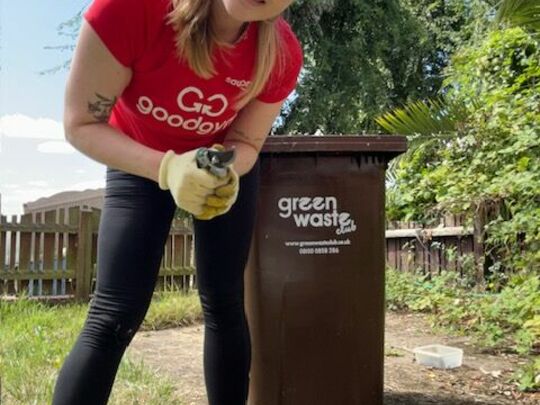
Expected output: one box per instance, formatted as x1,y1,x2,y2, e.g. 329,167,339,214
87,93,117,122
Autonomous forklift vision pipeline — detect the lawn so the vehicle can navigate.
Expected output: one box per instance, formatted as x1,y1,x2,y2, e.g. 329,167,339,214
0,290,202,405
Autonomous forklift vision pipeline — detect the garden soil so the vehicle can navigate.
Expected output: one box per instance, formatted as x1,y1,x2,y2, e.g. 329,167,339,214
127,312,538,405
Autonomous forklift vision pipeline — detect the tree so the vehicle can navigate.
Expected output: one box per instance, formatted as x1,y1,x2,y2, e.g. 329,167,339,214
277,0,492,134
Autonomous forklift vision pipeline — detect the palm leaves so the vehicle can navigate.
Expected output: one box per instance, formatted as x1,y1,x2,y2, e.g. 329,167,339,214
375,96,476,187
375,97,468,135
375,97,471,137
496,0,540,32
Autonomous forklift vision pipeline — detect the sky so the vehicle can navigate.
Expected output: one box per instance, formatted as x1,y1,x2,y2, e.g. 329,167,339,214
0,0,105,217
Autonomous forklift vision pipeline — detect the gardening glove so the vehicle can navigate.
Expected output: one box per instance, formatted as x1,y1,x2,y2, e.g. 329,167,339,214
158,148,229,216
195,144,240,220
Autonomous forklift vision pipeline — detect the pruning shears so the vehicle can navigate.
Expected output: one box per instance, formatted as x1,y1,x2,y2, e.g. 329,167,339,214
195,146,236,179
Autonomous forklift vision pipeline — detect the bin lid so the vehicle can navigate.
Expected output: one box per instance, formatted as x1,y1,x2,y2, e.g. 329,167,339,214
261,135,407,158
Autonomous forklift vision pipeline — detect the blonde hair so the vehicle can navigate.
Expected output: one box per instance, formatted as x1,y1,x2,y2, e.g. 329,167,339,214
166,0,283,110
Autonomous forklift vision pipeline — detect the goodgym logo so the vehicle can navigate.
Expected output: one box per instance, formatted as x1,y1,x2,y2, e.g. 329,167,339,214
136,86,237,135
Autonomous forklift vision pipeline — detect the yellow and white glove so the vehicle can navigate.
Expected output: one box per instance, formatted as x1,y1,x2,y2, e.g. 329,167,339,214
158,148,228,216
195,144,240,220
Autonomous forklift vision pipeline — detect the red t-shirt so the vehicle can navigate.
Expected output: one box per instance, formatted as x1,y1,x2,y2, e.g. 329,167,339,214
83,0,303,153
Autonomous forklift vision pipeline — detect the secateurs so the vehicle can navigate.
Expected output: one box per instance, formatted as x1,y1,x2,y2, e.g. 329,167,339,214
195,146,236,179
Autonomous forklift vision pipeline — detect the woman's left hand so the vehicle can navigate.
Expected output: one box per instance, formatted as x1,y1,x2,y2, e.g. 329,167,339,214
194,144,240,220
195,168,239,220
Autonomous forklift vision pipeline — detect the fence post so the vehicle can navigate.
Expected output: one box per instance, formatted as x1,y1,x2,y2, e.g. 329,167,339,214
75,209,93,302
473,203,486,288
0,216,6,295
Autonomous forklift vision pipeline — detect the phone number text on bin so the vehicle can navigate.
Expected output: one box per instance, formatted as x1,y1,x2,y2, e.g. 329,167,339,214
298,247,340,255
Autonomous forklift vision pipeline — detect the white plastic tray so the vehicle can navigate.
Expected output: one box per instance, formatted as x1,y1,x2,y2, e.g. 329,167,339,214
413,344,463,369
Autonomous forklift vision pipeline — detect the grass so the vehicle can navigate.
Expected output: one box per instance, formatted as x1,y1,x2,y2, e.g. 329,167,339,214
142,290,203,330
0,289,203,405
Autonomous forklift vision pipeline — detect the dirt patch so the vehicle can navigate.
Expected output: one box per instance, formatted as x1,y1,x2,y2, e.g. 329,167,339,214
126,312,538,405
383,312,536,404
127,325,206,405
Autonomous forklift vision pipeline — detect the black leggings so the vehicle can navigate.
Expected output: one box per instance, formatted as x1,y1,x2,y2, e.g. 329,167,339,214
52,158,260,405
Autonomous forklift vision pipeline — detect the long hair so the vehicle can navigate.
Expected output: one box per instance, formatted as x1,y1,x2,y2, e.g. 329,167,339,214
166,0,283,110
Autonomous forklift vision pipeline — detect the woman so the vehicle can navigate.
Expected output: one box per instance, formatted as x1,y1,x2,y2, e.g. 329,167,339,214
52,0,302,404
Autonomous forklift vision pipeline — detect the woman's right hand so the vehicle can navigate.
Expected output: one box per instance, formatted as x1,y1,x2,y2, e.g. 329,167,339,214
158,149,229,216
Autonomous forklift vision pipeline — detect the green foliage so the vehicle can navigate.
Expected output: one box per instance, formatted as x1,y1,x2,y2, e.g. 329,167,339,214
446,27,540,98
278,0,490,133
386,269,539,354
400,0,496,64
386,268,467,312
386,27,540,272
496,0,540,32
282,0,422,133
513,357,540,392
386,269,540,390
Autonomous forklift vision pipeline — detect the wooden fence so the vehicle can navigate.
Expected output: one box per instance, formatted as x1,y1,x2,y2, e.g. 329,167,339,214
1,209,481,301
385,214,477,278
0,207,194,301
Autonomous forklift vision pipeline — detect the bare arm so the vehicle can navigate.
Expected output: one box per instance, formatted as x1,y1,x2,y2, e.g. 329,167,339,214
223,99,284,176
64,21,165,182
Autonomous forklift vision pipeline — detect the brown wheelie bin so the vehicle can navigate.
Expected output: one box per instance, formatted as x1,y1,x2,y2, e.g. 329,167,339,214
245,135,407,405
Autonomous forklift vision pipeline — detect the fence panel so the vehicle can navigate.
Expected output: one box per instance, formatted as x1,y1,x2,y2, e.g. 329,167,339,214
385,221,475,275
3,209,480,300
